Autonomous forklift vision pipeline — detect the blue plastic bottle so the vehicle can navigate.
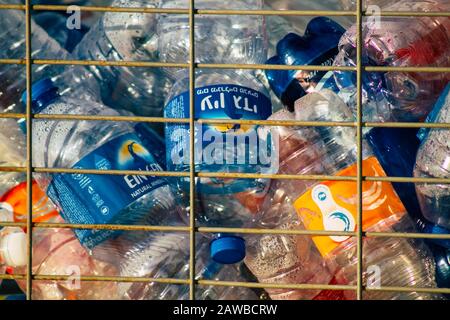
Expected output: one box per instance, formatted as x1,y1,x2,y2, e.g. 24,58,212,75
21,79,179,248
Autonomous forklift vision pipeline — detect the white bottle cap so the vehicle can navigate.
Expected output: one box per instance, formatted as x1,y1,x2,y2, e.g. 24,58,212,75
1,231,27,267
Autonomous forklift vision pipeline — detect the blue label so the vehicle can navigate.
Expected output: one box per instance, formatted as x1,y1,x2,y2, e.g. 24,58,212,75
164,84,273,194
47,133,167,248
417,83,450,142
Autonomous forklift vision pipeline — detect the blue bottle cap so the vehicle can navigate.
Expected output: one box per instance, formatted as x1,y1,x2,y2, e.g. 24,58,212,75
265,17,345,109
210,235,246,264
20,78,58,111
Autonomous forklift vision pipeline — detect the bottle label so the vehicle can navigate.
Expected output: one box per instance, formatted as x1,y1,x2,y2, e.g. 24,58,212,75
293,156,406,257
47,133,167,248
164,84,273,194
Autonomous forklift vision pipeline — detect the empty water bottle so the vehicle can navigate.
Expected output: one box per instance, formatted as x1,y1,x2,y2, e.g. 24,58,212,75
34,11,90,52
157,0,267,79
23,78,179,248
164,69,274,263
333,0,450,122
244,181,334,300
72,0,172,117
0,0,99,113
271,90,441,299
414,84,450,230
115,234,258,300
6,220,121,300
265,17,345,111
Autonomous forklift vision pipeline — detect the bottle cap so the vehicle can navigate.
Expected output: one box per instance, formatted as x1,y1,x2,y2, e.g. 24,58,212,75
20,78,58,111
210,235,245,264
1,231,27,267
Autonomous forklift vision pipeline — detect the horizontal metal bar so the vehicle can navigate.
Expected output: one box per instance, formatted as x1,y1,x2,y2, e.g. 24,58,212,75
198,227,356,237
35,59,188,68
0,4,25,10
366,231,450,240
198,63,356,71
365,66,450,73
0,59,25,65
1,166,449,184
366,122,450,129
2,58,450,74
32,5,188,14
365,286,450,295
2,220,450,241
2,113,450,130
197,280,356,291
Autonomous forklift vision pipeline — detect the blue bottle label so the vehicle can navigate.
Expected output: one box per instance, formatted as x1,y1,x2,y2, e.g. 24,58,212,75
47,133,167,248
417,83,450,141
164,84,273,194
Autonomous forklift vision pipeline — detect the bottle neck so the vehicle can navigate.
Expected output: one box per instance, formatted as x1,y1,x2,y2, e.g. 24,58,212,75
32,88,59,114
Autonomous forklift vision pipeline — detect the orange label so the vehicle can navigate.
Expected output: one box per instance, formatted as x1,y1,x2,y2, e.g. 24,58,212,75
293,156,406,257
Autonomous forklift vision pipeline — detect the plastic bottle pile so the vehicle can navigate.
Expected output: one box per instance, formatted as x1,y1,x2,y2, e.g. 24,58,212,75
0,0,449,300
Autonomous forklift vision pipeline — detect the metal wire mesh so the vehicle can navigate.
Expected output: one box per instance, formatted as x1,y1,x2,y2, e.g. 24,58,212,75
0,0,449,300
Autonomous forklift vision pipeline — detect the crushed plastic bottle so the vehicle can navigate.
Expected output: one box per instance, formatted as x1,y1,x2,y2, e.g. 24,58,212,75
414,84,450,230
71,0,172,117
0,0,100,114
23,78,179,248
333,0,450,122
157,0,267,79
270,90,441,299
244,183,334,300
114,234,259,300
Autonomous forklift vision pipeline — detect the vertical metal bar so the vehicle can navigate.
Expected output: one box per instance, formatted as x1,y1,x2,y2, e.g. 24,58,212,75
24,0,33,300
188,0,196,300
356,0,364,300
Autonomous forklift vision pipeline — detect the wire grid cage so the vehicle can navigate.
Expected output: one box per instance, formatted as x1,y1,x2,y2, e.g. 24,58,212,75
0,0,449,300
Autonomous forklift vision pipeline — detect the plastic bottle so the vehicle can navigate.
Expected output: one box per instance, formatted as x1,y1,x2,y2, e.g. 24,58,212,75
33,11,90,52
265,17,345,111
366,125,450,249
71,0,172,117
244,183,335,300
157,0,267,79
414,84,450,230
164,69,274,264
115,234,259,300
333,0,450,122
1,222,121,300
0,0,99,114
23,78,179,249
271,90,440,299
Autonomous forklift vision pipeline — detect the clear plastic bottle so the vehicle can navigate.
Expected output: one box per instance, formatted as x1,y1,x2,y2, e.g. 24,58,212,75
3,221,121,300
25,78,179,249
71,0,172,117
164,69,273,263
115,234,259,300
414,84,450,230
271,90,441,299
157,0,267,79
333,0,450,122
244,185,334,300
0,0,100,114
